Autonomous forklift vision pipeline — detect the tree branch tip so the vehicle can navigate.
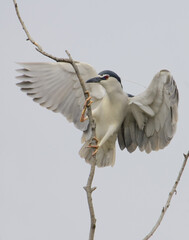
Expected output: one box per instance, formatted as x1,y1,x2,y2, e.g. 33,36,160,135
183,151,189,158
91,187,97,192
65,50,70,56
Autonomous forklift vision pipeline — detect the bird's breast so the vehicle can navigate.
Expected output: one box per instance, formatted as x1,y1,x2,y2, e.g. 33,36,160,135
93,94,127,140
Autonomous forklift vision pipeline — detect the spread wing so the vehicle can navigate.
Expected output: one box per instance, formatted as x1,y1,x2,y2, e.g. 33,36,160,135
16,62,106,131
118,70,179,153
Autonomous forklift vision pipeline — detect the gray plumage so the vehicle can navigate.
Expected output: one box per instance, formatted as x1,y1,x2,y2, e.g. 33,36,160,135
16,63,179,167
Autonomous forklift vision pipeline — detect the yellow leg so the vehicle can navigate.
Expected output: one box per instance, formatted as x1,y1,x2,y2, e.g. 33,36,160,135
87,137,99,156
80,92,93,122
80,107,87,122
92,137,98,143
87,144,99,156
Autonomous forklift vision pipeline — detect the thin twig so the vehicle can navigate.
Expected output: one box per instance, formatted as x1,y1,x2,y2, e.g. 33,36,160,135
13,0,73,63
13,0,42,50
143,151,189,240
13,1,97,239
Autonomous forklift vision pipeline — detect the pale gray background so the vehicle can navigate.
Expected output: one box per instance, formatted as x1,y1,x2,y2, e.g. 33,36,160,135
1,0,189,239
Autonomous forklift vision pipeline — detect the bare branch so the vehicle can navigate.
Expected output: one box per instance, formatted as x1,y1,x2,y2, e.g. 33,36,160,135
13,0,42,50
143,151,189,240
13,0,73,63
13,1,97,239
65,50,97,240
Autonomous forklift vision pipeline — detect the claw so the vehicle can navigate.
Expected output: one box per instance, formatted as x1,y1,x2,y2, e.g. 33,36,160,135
92,137,98,143
80,108,88,122
84,96,93,107
80,92,93,122
87,144,99,156
87,137,99,156
92,147,99,156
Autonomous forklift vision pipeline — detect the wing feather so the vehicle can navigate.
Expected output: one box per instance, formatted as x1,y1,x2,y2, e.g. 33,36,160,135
118,70,179,153
16,62,105,131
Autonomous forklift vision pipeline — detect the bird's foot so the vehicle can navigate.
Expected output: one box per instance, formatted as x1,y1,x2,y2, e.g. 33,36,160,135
80,108,88,122
87,144,99,156
87,137,99,156
80,91,93,122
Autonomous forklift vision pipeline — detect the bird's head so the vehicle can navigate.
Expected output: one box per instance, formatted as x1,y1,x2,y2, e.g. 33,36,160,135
86,70,123,89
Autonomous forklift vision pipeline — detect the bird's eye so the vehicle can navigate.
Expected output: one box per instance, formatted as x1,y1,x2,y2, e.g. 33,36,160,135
101,74,109,80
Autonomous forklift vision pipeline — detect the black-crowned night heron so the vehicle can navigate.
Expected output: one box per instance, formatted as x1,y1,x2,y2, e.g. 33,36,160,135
16,62,179,167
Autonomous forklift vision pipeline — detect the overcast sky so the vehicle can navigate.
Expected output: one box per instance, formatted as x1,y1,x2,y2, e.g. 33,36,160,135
1,1,189,239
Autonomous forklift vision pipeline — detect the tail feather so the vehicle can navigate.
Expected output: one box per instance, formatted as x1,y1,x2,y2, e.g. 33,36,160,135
79,140,116,167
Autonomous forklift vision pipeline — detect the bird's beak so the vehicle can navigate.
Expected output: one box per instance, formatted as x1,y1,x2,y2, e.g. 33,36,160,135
86,77,102,83
86,75,109,83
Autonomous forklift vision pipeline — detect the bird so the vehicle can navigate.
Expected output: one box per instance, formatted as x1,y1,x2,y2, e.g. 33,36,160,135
16,62,179,167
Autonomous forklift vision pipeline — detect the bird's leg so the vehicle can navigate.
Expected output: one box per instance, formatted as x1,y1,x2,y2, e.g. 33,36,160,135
87,137,99,156
80,91,93,122
88,126,116,155
98,125,116,146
